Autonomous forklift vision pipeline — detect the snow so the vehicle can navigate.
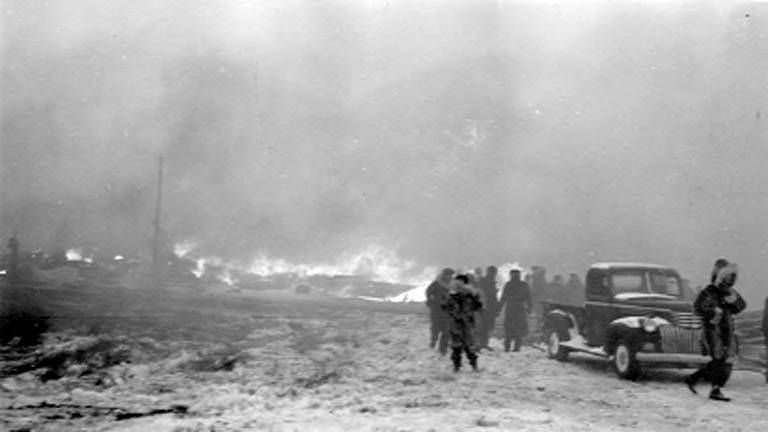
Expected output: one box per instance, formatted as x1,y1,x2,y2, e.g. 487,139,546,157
2,288,767,431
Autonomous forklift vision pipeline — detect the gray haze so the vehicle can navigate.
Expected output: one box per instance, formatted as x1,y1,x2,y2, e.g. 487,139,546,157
2,1,768,304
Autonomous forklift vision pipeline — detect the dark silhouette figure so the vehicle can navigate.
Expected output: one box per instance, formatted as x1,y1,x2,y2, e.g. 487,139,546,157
499,269,532,352
441,274,483,372
426,268,454,355
477,266,499,350
685,262,746,401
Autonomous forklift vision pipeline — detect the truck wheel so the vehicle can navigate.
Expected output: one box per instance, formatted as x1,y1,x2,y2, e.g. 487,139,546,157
545,326,570,362
613,339,640,380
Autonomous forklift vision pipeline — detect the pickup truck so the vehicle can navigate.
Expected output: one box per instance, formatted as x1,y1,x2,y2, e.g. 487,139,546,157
541,262,711,380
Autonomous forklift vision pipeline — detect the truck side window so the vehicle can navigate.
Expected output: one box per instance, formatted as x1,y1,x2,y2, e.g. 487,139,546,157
586,270,611,300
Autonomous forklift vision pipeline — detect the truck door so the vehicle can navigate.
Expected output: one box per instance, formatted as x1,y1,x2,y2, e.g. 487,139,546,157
584,269,614,346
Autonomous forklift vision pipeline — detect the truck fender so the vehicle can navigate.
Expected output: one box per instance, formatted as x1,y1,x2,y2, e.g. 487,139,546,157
604,316,669,354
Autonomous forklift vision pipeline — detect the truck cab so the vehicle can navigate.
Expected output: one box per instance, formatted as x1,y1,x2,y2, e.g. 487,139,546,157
542,262,708,380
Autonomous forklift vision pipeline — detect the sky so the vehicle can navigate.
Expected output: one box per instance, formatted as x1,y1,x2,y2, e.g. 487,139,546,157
2,0,768,304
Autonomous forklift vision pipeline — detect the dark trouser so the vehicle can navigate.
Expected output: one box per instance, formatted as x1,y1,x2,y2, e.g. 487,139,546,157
451,345,478,370
450,324,477,370
504,322,525,352
430,313,450,355
475,311,495,348
690,358,733,388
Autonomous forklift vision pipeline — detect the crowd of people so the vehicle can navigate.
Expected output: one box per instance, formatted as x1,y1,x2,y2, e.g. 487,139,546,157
425,266,532,372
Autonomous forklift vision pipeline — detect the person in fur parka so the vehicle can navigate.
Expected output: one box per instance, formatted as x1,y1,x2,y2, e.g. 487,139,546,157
685,262,746,401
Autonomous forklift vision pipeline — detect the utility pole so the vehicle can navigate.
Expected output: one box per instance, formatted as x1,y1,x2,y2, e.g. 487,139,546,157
152,156,164,286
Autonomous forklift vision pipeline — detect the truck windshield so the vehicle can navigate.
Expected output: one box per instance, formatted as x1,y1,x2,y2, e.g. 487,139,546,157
611,270,682,297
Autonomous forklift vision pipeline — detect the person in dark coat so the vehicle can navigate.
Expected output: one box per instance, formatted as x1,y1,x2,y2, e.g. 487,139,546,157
473,267,484,285
441,274,483,372
685,262,746,401
762,297,768,384
498,269,532,352
477,266,500,350
425,268,454,355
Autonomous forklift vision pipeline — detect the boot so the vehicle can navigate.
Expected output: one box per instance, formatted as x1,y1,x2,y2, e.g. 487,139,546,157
684,375,698,394
709,387,731,402
451,348,462,372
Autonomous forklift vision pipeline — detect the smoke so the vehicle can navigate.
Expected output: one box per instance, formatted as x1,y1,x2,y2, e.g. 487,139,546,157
3,1,768,304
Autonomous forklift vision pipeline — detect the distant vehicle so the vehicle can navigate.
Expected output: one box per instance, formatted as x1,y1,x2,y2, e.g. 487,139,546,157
541,262,712,380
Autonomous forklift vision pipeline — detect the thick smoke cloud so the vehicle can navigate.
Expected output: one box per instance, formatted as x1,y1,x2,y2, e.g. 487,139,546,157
2,1,768,304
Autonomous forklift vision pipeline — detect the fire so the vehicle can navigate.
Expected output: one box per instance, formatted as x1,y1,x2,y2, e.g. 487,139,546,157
217,268,238,286
65,248,93,264
174,240,436,287
192,258,206,278
247,244,436,287
173,241,197,258
169,240,531,302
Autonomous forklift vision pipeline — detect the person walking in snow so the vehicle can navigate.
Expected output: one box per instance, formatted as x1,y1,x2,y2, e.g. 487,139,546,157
685,262,746,401
441,274,483,372
498,269,532,352
426,268,454,355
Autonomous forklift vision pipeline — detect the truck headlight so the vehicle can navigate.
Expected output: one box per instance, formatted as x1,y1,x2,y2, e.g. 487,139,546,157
642,318,659,333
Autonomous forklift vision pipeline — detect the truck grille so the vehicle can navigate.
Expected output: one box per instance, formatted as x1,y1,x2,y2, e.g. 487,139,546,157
660,325,703,354
671,312,702,329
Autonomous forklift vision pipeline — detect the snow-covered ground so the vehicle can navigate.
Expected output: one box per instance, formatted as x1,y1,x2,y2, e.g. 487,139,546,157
1,288,767,431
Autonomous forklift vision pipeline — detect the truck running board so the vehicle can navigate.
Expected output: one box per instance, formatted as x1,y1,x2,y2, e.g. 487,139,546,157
559,339,609,358
559,339,712,367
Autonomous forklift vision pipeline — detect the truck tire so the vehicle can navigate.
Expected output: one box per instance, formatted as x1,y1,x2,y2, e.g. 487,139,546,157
613,339,640,380
545,324,570,362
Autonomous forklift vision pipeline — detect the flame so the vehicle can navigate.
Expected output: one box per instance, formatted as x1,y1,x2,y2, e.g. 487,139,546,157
183,250,236,286
65,248,93,264
247,244,436,287
174,241,197,258
217,268,238,286
173,241,435,287
192,258,206,278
